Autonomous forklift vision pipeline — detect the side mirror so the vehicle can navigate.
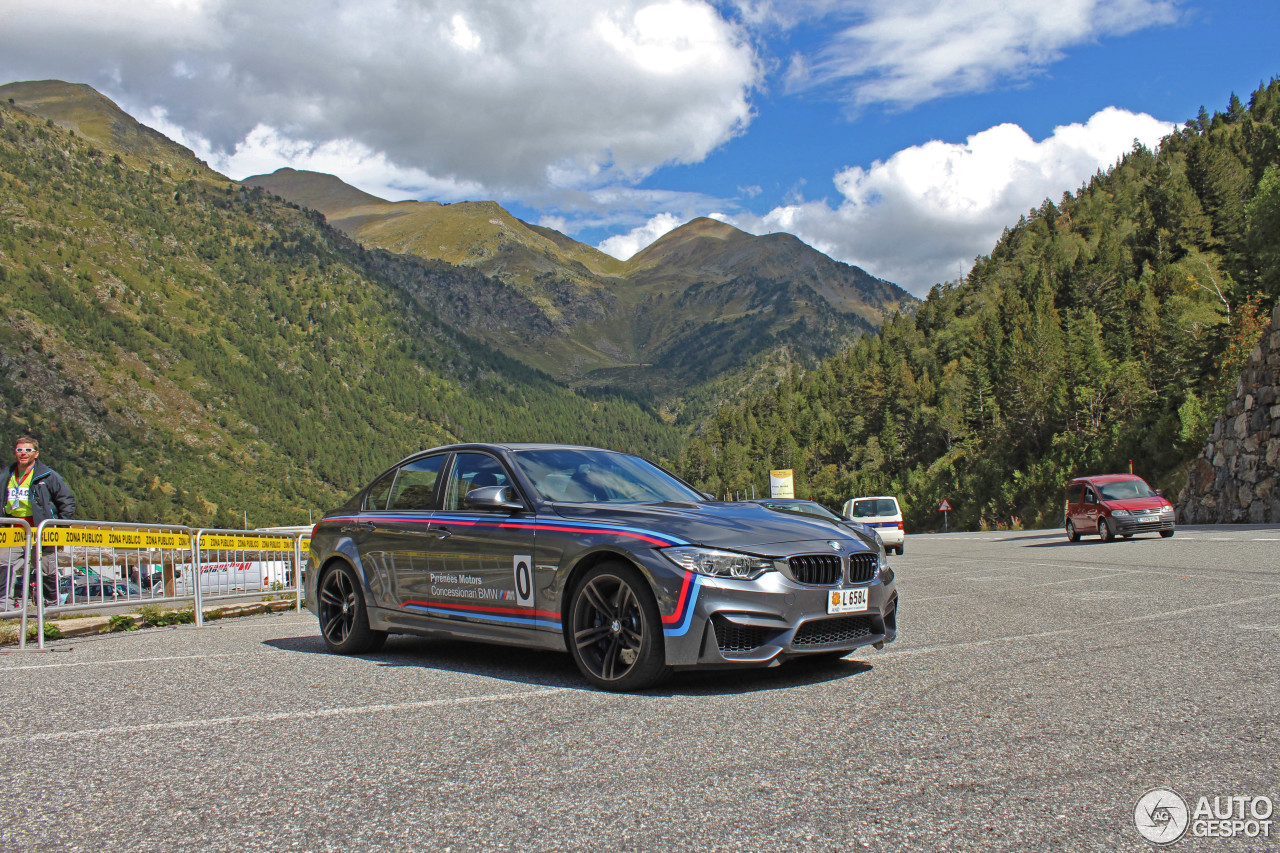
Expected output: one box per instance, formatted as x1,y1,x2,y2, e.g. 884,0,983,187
464,485,525,512
1156,489,1163,497
700,491,715,501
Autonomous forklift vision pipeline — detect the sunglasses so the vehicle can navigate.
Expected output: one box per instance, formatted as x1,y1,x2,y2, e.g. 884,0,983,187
14,448,37,454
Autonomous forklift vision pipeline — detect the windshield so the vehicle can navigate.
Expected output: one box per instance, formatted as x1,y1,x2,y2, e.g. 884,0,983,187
758,501,843,522
852,498,898,517
511,448,704,504
1097,479,1157,501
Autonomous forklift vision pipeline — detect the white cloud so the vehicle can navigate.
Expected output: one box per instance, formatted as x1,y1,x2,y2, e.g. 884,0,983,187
789,0,1181,108
720,107,1177,295
597,212,685,260
0,0,760,193
144,109,485,201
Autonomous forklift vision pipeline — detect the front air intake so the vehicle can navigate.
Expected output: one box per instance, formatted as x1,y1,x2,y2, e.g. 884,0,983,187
793,615,874,646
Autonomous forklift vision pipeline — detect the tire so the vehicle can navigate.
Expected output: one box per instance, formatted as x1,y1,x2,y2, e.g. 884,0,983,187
567,562,669,692
317,562,387,654
1160,529,1175,538
1066,521,1079,542
895,544,904,556
1098,518,1114,543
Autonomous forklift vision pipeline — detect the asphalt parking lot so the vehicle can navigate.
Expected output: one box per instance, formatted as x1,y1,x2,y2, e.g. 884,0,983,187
1,525,1277,852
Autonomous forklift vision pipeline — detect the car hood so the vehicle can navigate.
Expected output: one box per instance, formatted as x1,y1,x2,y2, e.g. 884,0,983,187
1103,497,1171,511
546,501,875,556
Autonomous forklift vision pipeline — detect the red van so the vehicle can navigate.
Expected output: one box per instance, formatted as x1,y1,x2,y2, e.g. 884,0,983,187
1064,474,1176,542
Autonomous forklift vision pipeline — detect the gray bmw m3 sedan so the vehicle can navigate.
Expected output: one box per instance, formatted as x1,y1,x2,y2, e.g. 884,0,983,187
306,443,899,691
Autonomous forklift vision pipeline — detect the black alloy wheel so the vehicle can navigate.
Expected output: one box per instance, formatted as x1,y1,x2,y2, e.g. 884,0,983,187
568,562,669,692
1098,518,1115,542
318,563,387,654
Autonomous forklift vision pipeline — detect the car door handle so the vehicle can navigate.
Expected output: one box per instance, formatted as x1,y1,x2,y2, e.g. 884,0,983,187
340,520,378,533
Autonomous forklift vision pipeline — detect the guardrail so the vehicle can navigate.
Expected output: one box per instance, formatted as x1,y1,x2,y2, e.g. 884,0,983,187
12,519,310,651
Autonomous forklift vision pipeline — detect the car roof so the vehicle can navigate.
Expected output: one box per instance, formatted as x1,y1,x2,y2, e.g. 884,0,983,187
1069,474,1146,485
850,495,899,502
390,442,630,469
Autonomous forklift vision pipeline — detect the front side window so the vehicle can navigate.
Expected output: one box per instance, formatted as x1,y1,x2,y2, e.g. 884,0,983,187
387,455,446,511
442,452,512,511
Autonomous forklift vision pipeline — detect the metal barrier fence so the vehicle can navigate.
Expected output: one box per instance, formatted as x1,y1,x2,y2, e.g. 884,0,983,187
1,518,33,642
190,528,308,626
3,519,309,651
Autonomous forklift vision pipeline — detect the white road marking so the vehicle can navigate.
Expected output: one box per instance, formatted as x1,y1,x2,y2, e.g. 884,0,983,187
0,653,248,671
880,592,1280,660
0,687,568,745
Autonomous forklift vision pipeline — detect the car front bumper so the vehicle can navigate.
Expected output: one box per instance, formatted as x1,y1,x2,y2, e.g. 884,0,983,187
659,569,898,669
1111,514,1175,534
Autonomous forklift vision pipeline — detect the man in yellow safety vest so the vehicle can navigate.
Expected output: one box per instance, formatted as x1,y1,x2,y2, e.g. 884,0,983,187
4,436,76,609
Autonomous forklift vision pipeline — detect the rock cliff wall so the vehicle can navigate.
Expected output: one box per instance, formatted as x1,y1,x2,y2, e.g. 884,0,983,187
1179,305,1280,523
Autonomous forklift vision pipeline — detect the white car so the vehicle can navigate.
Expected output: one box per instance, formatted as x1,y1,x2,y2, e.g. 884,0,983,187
843,496,905,555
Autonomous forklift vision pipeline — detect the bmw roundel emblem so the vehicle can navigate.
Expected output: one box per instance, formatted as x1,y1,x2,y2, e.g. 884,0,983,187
828,540,843,551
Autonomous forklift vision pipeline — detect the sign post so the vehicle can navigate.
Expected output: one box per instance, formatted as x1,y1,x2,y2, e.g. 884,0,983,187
938,498,953,532
769,469,795,499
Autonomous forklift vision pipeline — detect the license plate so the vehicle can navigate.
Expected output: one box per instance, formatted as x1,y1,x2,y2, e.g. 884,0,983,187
827,587,869,614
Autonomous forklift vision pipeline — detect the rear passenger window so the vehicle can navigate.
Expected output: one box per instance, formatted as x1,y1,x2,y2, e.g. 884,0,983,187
1067,484,1083,504
364,470,395,512
387,455,446,511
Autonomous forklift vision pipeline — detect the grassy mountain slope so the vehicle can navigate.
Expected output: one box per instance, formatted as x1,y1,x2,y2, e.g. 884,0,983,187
1,80,204,174
679,80,1280,530
0,89,680,527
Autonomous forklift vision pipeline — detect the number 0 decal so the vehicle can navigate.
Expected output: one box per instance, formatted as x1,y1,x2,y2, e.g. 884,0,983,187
513,555,534,607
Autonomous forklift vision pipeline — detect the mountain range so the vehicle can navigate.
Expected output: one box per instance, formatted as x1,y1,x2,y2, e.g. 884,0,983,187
242,168,914,406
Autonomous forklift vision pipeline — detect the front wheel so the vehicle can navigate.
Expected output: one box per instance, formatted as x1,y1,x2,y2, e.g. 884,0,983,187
1098,518,1114,542
1066,521,1079,542
317,563,387,654
1160,529,1175,538
567,562,669,692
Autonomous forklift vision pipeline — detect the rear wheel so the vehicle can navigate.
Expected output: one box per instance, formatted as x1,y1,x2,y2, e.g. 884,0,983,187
318,563,387,654
567,562,669,692
1098,518,1114,542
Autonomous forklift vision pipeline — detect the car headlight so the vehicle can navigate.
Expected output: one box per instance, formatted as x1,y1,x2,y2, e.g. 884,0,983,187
662,546,776,580
1161,506,1174,514
1111,510,1131,516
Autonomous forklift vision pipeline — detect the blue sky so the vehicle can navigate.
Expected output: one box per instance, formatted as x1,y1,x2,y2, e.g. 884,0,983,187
1,1,1277,294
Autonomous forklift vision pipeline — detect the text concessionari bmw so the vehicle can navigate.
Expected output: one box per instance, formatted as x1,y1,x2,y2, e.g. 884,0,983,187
306,444,898,691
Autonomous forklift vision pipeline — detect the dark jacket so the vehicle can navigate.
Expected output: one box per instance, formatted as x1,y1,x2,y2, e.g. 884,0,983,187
4,460,75,526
